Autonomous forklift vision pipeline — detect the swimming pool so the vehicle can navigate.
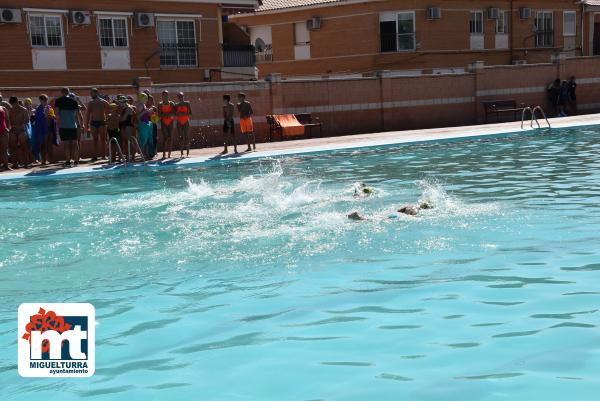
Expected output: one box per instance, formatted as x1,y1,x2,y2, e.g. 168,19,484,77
1,126,600,401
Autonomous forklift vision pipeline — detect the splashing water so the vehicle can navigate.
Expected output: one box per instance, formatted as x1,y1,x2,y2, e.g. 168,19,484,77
1,128,600,401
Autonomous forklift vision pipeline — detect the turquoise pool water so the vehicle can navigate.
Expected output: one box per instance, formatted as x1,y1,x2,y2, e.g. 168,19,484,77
1,127,600,401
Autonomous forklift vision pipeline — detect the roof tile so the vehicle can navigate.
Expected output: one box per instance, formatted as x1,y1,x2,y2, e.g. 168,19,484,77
256,0,346,12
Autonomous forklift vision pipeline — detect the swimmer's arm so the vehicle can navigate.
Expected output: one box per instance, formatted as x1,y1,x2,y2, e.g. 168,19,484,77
187,101,192,116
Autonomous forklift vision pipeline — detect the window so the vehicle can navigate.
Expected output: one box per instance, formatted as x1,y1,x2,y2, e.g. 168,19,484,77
496,11,508,34
563,11,576,37
294,22,310,46
294,22,311,60
535,11,554,47
99,17,128,48
470,11,483,34
157,20,197,68
379,11,415,53
29,14,63,47
397,12,415,50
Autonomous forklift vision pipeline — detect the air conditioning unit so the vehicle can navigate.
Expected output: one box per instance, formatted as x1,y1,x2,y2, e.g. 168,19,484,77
135,13,154,28
427,7,442,20
0,8,22,23
71,11,91,25
512,59,527,65
488,7,500,19
520,7,531,19
306,17,321,30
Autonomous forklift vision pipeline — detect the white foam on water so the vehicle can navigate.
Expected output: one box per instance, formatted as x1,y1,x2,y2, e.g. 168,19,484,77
415,178,500,219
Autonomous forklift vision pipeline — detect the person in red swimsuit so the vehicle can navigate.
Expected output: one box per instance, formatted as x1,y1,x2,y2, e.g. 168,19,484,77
159,90,175,159
175,92,192,158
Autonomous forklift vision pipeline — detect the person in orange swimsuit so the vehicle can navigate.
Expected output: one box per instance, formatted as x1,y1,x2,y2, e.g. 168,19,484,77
175,92,192,158
159,90,175,159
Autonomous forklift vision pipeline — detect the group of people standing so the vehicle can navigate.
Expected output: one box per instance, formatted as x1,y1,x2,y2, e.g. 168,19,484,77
0,87,256,171
547,76,577,118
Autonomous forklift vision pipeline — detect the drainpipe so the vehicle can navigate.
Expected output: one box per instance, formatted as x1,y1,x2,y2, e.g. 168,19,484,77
581,2,585,56
510,0,514,62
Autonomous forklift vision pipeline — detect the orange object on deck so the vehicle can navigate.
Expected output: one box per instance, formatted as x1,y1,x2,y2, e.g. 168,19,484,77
273,114,305,138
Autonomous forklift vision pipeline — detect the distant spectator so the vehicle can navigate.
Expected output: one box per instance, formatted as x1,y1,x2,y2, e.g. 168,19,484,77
0,97,10,170
55,87,83,167
547,78,561,117
8,96,31,168
175,92,192,158
237,92,255,152
567,76,577,115
222,94,237,154
557,81,569,117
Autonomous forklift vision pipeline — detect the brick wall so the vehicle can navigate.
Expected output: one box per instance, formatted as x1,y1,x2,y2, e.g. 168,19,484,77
232,0,583,77
0,0,222,86
4,56,600,160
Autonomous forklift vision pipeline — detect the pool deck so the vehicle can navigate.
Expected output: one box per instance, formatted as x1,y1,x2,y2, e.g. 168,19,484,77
1,113,599,181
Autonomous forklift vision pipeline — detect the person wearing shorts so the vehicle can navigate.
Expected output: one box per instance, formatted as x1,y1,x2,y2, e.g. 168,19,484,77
222,94,237,154
55,88,82,167
237,92,255,152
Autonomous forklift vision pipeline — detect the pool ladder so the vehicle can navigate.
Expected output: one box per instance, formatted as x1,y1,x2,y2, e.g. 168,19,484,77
108,137,126,166
521,106,551,129
107,137,147,166
129,137,147,165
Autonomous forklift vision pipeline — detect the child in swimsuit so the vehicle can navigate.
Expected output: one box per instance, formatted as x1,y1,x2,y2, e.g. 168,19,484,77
159,90,175,159
175,92,192,158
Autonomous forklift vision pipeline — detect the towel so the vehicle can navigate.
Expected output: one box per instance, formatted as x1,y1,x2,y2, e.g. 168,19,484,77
274,114,304,138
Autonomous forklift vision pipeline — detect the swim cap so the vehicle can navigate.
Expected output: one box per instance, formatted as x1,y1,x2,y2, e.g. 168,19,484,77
24,98,32,106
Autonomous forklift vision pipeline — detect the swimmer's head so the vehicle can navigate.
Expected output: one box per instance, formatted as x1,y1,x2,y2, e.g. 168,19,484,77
348,212,366,221
419,201,433,210
398,205,419,216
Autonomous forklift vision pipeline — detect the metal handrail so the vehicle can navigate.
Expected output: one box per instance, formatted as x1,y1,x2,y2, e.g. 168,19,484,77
532,106,551,128
521,105,551,129
521,107,533,129
129,137,147,165
108,137,126,166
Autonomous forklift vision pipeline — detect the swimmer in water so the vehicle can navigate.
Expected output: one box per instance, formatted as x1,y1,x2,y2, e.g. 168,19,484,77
354,182,374,197
347,211,367,221
396,201,433,217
